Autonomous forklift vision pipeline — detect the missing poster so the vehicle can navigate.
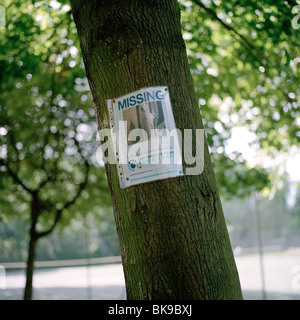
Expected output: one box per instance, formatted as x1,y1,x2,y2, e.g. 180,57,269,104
107,86,183,188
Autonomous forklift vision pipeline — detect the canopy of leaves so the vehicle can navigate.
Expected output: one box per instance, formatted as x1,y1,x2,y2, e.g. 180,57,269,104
180,0,300,197
0,0,112,236
1,0,299,226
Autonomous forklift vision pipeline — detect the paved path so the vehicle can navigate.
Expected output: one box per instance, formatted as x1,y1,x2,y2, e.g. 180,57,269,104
1,251,299,300
236,250,300,300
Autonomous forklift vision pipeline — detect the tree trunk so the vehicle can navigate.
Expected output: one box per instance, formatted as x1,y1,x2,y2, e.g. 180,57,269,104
24,192,39,300
71,0,243,299
23,235,37,300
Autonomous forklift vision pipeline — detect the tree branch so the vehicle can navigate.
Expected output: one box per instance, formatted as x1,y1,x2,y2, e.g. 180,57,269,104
0,125,36,195
0,158,35,195
36,160,90,239
191,0,266,63
38,155,59,189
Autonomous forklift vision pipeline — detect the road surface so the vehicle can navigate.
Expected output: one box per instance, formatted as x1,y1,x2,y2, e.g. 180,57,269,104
1,251,299,300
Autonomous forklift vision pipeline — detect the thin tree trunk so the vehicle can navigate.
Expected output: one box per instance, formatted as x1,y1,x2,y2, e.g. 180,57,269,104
23,235,37,300
24,192,39,300
71,0,243,299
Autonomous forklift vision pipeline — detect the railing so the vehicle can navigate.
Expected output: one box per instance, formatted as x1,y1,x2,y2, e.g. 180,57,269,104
1,256,122,269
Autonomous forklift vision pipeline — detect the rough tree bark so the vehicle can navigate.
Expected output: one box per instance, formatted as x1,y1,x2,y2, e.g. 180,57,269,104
70,0,243,299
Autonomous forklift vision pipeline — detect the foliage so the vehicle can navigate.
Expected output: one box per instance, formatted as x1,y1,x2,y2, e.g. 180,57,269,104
0,210,120,262
180,0,300,197
0,0,299,266
0,0,113,261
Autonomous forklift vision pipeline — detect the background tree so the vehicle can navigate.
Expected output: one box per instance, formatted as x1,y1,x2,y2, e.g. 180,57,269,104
0,0,111,300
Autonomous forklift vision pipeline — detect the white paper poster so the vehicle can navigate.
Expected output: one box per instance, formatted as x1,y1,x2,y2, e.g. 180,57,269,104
107,86,183,188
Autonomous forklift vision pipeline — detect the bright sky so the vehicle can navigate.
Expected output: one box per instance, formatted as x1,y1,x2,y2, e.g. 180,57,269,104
226,126,300,183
